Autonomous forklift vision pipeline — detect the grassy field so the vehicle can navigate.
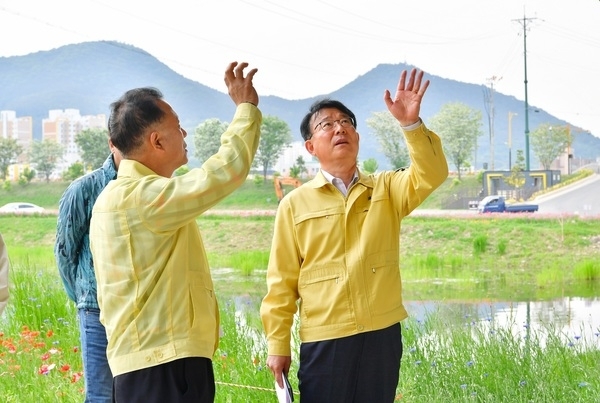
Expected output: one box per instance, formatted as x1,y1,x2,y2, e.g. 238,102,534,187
1,177,599,402
0,173,484,211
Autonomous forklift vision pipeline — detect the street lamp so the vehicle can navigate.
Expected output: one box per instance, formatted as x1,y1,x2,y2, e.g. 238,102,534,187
508,112,517,170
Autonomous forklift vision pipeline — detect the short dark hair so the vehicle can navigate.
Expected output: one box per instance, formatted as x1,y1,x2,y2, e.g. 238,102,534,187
108,87,165,156
299,98,357,141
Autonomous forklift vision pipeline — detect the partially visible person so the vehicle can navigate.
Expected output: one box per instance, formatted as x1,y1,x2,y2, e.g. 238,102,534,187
0,233,9,316
89,61,261,403
260,68,449,403
55,141,122,402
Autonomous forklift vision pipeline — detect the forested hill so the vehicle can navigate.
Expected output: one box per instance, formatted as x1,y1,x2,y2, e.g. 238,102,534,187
1,40,598,169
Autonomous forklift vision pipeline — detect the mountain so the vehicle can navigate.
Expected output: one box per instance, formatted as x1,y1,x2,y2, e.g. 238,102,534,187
1,40,599,170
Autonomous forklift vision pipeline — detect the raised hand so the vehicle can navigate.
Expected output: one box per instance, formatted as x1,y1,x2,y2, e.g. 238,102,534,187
383,68,429,126
224,61,259,107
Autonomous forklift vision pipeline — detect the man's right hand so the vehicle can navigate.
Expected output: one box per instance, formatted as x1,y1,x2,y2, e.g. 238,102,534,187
224,61,259,107
267,354,292,388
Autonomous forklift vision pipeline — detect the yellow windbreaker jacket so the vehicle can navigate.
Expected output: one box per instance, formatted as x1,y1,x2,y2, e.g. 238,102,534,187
261,123,448,356
90,104,261,376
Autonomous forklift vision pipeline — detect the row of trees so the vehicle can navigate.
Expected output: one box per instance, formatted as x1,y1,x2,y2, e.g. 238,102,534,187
368,102,573,179
0,103,573,184
0,115,296,183
0,128,109,183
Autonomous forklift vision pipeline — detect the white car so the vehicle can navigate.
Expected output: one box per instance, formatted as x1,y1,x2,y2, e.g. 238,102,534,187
0,202,46,214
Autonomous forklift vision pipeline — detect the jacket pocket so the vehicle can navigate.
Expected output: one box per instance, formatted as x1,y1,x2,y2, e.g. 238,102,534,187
189,272,217,333
365,254,402,316
298,267,352,327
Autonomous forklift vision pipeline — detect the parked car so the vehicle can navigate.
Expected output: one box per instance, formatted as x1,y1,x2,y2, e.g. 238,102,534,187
477,196,538,213
0,202,46,214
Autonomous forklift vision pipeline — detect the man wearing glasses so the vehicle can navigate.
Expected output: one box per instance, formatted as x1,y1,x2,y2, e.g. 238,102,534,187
261,68,448,402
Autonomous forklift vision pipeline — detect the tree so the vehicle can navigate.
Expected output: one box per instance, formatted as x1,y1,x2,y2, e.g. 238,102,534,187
428,102,482,179
63,162,85,181
530,123,570,170
29,140,64,182
254,116,292,181
361,158,379,174
18,167,36,185
194,118,229,164
289,156,307,179
505,149,526,192
366,111,409,169
75,128,110,171
295,156,307,177
0,137,23,180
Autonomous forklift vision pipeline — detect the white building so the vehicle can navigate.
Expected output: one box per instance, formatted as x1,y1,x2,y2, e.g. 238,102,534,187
1,110,33,180
273,141,320,178
42,109,106,177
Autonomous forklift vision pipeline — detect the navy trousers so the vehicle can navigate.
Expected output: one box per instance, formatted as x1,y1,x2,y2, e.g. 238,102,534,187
298,323,403,403
113,357,215,403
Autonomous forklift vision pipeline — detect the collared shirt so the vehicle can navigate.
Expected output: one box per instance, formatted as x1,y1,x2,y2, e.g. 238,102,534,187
260,122,449,356
55,154,118,309
89,103,261,376
321,170,358,196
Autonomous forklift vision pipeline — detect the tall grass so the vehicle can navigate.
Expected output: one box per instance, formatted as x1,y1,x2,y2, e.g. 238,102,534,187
1,262,82,402
399,308,600,402
2,263,599,402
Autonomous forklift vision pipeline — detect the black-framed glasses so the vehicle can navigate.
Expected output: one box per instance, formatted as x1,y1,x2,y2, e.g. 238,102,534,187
314,118,354,133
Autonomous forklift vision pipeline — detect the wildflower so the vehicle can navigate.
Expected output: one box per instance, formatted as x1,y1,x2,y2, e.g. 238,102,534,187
38,363,56,375
41,352,50,361
60,364,70,372
466,360,474,367
519,380,526,387
71,372,83,383
414,360,422,366
73,346,79,353
46,330,54,338
460,384,467,389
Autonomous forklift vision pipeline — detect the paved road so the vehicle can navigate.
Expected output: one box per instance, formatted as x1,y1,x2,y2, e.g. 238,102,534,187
535,173,600,216
16,174,599,219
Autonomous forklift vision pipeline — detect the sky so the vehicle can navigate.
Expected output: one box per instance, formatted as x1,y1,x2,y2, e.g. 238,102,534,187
1,0,599,138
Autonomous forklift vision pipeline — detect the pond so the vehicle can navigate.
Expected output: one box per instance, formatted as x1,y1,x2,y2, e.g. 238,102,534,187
406,297,600,349
213,268,600,349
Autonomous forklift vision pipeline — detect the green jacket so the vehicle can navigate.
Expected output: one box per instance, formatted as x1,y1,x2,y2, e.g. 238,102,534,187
261,123,448,356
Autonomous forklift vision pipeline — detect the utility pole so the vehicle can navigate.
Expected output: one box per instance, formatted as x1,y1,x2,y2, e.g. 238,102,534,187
484,76,501,170
514,15,537,171
508,112,517,170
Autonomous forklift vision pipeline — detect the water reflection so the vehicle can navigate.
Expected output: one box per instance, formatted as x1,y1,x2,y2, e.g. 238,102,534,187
214,270,600,349
407,297,600,348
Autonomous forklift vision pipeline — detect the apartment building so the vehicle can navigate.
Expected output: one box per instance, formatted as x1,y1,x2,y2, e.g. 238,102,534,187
0,110,34,180
42,109,106,178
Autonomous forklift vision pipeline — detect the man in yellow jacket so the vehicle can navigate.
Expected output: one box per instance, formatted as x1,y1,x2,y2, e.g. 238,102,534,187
90,62,261,403
260,68,449,403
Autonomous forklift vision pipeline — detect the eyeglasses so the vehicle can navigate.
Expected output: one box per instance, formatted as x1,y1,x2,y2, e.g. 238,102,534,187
314,118,354,133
